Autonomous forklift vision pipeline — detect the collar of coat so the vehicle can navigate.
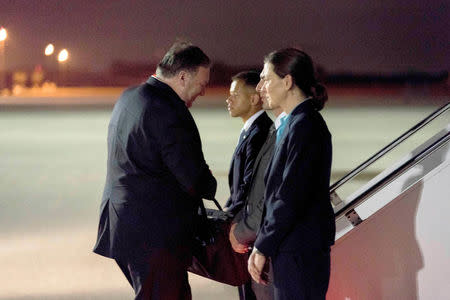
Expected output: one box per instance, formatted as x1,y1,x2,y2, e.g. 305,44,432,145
146,76,185,105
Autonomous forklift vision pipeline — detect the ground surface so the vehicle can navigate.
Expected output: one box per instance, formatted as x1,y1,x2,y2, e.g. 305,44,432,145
0,90,446,299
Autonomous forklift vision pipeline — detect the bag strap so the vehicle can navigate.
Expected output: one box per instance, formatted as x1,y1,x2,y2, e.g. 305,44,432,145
196,198,226,245
211,198,223,211
198,198,223,216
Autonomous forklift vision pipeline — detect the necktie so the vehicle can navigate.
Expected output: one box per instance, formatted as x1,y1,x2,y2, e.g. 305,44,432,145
276,115,288,144
237,129,247,145
231,129,247,164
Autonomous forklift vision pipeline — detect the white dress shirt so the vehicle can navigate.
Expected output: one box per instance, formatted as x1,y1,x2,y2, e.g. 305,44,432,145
274,111,287,130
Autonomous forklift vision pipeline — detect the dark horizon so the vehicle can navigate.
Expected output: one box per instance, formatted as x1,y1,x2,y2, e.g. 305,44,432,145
1,0,448,74
2,61,448,89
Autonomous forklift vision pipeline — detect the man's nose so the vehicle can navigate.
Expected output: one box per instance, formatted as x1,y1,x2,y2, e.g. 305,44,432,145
256,81,263,92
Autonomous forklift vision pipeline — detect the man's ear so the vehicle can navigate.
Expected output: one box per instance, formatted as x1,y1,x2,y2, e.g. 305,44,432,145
283,74,293,90
249,93,261,106
178,70,188,87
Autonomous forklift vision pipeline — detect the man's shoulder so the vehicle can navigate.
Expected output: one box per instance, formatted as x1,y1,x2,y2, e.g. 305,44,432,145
255,111,273,127
248,112,272,139
118,82,183,114
246,112,271,133
116,83,149,106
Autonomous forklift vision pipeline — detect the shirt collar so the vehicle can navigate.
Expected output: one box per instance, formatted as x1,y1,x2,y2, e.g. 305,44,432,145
243,110,264,132
274,112,287,130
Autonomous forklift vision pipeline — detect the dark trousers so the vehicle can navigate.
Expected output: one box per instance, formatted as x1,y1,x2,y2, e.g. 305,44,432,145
251,258,275,300
272,249,330,300
239,282,256,300
115,248,192,300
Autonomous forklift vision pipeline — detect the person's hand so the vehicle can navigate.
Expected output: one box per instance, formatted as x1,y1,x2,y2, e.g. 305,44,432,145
229,223,249,253
248,248,268,285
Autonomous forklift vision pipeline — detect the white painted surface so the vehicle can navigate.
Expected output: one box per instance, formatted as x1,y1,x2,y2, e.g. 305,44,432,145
328,156,450,299
345,126,449,217
355,137,449,220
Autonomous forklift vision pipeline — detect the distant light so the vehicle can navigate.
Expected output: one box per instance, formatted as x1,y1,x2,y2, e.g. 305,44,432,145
45,44,54,56
58,49,69,62
0,27,7,42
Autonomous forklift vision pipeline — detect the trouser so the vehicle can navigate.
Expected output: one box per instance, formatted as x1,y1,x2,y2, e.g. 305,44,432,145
251,258,275,300
240,257,275,300
115,247,192,300
272,248,330,300
238,282,256,300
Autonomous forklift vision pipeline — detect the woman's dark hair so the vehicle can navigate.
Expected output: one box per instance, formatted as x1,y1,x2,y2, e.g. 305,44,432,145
264,48,328,110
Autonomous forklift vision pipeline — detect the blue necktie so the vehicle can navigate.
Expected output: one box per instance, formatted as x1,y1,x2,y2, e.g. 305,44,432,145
276,115,288,144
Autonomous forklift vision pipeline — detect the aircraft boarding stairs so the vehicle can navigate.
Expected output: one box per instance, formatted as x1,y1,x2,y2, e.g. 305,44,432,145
327,103,450,300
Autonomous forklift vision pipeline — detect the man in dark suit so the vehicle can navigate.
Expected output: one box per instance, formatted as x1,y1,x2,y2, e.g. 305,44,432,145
229,72,286,299
229,105,284,300
224,71,273,217
93,42,217,300
224,71,272,300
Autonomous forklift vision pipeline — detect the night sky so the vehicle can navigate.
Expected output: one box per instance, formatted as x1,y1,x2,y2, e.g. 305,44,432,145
1,0,448,73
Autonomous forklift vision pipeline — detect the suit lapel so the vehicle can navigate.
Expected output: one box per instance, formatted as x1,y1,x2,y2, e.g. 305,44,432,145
252,125,276,172
271,100,315,169
231,112,263,162
229,112,272,187
229,126,249,187
229,128,248,173
234,129,249,156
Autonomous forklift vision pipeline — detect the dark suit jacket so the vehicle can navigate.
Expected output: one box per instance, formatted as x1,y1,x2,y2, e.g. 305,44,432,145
233,124,276,244
225,112,273,215
93,77,217,259
254,99,335,258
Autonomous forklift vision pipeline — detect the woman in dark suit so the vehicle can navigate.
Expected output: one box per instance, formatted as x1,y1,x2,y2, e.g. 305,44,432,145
248,48,335,300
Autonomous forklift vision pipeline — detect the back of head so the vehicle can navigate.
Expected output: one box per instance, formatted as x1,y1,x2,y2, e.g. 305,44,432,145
264,48,328,110
157,42,211,78
231,70,260,91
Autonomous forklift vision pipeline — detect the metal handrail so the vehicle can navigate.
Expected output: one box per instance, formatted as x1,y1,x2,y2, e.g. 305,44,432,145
330,102,449,193
334,131,450,219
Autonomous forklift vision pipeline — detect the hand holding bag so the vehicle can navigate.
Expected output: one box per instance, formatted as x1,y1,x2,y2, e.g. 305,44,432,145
188,199,251,286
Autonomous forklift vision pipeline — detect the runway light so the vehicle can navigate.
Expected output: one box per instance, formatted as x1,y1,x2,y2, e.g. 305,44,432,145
0,27,7,41
58,49,69,62
45,44,54,56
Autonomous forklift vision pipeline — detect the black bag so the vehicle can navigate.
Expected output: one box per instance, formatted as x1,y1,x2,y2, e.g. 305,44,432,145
188,199,251,286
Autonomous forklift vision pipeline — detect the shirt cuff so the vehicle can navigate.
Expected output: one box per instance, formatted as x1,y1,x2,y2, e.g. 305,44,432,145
253,247,266,257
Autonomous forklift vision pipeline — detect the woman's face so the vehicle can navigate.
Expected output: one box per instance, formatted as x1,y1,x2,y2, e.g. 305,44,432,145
257,63,286,109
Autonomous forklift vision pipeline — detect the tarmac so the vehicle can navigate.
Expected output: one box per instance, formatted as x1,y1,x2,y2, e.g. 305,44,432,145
0,87,447,299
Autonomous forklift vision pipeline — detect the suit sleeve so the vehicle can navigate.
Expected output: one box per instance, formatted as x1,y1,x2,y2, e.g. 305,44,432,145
150,103,217,200
233,195,265,244
255,121,319,257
